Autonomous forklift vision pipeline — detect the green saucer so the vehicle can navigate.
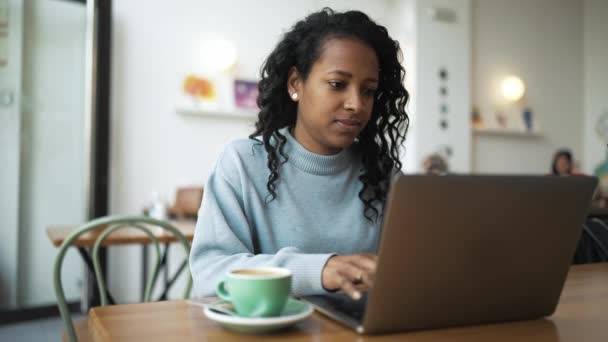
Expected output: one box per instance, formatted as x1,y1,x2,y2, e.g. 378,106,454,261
203,298,313,334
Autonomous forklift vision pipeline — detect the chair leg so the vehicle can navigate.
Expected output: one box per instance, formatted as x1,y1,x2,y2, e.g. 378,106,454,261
141,244,148,302
157,260,188,301
77,248,116,305
155,243,170,300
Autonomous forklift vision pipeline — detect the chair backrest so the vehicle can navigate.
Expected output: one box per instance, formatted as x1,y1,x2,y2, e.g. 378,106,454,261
53,215,192,342
575,218,608,264
586,218,608,259
169,187,203,218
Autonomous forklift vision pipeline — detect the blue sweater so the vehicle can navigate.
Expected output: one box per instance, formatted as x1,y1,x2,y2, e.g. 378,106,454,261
189,128,382,297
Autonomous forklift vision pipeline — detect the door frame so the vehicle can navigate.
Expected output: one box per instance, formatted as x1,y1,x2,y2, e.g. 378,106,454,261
0,0,24,310
81,0,112,310
0,0,110,318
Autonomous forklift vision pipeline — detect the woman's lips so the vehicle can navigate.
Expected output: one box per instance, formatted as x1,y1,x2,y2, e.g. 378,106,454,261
335,119,362,132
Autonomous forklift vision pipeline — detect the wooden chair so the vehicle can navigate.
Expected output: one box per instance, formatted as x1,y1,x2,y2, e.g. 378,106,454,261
53,215,192,342
574,218,608,264
585,218,608,260
169,186,203,219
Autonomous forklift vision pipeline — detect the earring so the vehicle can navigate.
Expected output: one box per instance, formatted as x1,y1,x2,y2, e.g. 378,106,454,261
291,93,298,100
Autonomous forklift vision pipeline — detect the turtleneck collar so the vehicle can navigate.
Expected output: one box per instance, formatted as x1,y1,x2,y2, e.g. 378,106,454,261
277,127,355,175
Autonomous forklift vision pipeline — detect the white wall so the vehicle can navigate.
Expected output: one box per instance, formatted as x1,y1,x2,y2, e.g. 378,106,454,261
110,0,395,302
384,0,417,172
583,0,608,175
384,0,472,174
472,0,584,174
413,0,471,173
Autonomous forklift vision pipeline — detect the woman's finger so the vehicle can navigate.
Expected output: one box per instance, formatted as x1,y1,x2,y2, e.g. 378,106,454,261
340,260,374,289
321,255,378,293
340,261,368,282
336,270,362,300
350,254,377,274
343,255,376,287
354,283,370,292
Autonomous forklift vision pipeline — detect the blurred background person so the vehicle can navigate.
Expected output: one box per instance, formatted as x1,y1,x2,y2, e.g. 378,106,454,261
550,149,582,176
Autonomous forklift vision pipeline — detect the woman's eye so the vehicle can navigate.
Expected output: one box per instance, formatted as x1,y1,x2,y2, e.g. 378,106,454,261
364,88,378,96
328,81,345,89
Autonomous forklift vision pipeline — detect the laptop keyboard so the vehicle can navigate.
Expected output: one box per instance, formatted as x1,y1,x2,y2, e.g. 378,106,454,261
304,293,367,322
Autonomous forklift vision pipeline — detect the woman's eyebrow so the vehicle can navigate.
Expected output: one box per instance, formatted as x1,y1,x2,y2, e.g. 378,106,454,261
326,70,378,83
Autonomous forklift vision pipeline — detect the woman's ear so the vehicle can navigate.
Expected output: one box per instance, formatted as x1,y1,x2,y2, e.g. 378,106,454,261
287,66,301,100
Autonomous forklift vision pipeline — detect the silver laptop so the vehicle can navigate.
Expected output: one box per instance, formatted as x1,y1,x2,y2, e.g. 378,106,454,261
302,174,597,334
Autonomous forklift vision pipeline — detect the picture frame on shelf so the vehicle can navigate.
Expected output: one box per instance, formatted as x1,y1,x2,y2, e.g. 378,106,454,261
176,74,258,120
180,74,221,111
234,79,259,111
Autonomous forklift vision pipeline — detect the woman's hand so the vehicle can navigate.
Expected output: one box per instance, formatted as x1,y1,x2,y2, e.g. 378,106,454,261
321,254,377,300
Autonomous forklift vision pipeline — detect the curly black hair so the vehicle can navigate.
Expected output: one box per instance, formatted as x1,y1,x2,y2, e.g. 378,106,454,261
249,7,410,222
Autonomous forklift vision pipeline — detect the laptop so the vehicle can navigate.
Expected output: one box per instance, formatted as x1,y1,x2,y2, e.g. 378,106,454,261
302,174,597,334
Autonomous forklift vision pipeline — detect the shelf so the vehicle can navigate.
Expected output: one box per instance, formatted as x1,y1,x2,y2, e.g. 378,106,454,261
472,128,542,138
176,107,258,120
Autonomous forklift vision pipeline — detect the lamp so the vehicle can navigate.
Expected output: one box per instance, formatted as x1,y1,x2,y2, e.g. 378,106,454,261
200,38,237,73
496,75,535,132
500,75,525,102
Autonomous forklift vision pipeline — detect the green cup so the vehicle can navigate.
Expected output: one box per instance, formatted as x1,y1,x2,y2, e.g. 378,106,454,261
215,267,292,318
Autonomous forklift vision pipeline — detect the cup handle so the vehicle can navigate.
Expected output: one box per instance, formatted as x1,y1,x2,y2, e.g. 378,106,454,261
216,280,231,301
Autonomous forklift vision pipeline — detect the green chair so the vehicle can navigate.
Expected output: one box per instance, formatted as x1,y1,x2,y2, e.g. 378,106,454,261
53,215,193,342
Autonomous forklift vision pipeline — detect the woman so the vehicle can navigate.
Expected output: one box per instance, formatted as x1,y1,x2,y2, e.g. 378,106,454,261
189,8,410,300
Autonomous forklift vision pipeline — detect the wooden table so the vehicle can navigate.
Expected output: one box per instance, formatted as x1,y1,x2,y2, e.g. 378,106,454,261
47,220,196,305
87,263,608,341
46,220,196,247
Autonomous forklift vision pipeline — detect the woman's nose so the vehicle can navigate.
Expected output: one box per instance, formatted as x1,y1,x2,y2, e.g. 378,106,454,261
344,89,364,112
